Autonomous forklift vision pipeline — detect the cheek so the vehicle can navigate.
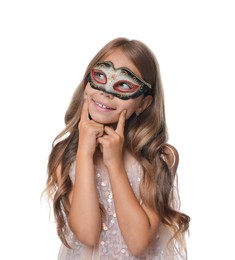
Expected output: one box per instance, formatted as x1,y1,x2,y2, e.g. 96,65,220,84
121,100,140,117
84,84,96,97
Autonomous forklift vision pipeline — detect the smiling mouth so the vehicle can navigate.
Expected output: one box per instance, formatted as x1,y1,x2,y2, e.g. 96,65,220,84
93,99,116,110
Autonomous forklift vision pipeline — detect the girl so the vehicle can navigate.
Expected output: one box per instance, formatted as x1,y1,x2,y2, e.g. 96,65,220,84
46,37,190,259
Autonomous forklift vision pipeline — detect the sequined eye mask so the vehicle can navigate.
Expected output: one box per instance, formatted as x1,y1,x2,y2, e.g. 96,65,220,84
87,61,152,100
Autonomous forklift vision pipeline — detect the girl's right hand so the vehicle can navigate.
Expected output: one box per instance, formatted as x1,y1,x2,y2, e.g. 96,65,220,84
78,99,104,157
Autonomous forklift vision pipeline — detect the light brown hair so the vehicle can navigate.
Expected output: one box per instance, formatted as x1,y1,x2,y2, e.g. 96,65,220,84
45,37,190,253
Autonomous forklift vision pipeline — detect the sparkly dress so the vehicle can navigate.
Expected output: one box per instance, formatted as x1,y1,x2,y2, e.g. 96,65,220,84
58,150,186,260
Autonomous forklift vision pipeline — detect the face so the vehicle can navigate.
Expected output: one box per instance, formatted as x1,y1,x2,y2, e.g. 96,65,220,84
84,48,152,125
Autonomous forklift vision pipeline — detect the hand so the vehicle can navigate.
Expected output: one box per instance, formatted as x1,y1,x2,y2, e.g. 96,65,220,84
97,110,126,168
78,99,104,157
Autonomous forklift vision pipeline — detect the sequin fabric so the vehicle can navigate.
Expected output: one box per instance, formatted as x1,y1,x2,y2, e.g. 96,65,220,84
58,151,186,260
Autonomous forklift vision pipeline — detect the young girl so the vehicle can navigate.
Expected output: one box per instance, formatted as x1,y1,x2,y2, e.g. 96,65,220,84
46,37,190,259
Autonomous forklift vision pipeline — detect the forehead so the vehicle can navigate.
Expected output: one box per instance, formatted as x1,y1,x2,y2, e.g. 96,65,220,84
103,48,142,78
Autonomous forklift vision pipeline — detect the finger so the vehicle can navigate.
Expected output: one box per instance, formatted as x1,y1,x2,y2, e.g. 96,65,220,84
96,126,104,138
80,99,89,121
97,136,105,148
103,126,115,135
99,143,103,153
115,110,126,135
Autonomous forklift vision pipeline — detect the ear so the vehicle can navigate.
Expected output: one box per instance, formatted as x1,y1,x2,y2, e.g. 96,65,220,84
136,95,153,115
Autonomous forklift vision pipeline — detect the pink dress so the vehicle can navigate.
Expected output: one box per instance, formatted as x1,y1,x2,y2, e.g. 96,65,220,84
58,151,186,259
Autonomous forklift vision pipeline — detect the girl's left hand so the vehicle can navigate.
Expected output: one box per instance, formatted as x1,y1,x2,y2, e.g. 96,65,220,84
97,110,126,168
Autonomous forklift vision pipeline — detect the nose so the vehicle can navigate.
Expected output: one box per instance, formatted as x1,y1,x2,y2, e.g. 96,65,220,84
100,90,114,99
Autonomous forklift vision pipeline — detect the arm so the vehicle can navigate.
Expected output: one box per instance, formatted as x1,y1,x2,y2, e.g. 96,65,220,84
68,100,104,246
97,111,160,256
108,163,160,256
68,153,101,246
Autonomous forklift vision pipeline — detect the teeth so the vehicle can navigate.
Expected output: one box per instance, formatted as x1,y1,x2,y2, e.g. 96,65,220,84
96,101,111,109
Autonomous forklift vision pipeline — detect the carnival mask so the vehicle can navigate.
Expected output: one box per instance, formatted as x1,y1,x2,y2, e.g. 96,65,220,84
87,61,152,100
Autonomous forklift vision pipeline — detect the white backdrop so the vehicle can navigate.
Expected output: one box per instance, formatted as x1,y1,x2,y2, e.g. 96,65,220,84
0,0,234,259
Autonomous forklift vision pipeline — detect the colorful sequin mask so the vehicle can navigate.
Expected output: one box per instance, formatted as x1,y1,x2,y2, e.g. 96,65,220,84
87,61,152,100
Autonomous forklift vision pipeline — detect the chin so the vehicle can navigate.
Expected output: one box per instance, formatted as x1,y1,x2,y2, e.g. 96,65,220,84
89,113,117,125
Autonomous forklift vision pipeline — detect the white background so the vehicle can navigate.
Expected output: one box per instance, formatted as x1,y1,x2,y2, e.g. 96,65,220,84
0,0,234,259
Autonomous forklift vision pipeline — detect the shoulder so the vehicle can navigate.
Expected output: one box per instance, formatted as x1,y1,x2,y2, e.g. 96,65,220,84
160,144,179,174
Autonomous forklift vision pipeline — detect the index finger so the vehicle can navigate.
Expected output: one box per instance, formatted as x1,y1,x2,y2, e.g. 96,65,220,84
115,110,126,135
80,99,89,121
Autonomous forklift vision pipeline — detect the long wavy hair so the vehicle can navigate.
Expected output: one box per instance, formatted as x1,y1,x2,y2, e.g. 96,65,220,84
45,37,190,254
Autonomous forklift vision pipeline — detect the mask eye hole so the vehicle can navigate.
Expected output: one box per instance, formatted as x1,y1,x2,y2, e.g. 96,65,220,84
92,69,107,84
113,81,139,93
